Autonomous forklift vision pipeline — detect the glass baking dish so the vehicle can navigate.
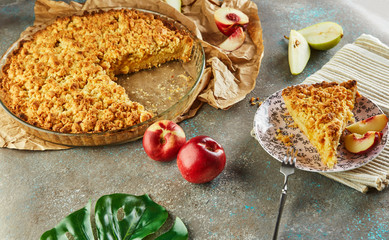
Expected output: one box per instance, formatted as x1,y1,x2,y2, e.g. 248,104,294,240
0,9,205,146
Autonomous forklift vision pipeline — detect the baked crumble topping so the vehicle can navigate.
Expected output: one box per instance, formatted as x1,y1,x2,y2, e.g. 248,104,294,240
282,80,359,168
0,9,193,133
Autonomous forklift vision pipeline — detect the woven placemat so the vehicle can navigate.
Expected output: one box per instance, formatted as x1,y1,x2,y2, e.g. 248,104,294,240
302,34,389,193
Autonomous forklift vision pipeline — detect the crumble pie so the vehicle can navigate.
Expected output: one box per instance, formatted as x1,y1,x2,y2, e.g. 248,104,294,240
282,80,359,168
0,9,193,133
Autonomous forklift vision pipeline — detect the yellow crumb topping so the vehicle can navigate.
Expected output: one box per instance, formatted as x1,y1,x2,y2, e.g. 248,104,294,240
0,9,193,133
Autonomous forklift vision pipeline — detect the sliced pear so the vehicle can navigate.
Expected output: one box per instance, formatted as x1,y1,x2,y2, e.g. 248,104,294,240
298,22,343,50
288,30,310,75
165,0,182,12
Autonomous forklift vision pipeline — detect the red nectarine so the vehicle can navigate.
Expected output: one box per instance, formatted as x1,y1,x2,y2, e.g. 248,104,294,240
177,136,226,183
143,120,186,162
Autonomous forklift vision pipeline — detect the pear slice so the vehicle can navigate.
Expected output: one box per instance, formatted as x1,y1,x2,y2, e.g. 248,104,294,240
298,22,343,50
288,30,310,75
165,0,182,12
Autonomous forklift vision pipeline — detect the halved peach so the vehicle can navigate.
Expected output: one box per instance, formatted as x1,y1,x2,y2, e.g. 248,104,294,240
344,131,382,154
346,114,388,134
219,26,246,51
214,7,249,36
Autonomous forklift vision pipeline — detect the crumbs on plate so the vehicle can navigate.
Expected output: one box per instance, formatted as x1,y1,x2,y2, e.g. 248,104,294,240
275,129,294,147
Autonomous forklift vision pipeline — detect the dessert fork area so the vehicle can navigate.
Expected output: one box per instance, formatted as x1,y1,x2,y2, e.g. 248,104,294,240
1,0,389,239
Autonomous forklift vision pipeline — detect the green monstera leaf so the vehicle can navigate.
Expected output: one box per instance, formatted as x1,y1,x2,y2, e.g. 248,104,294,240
95,193,168,240
40,200,94,240
155,217,188,240
40,194,188,240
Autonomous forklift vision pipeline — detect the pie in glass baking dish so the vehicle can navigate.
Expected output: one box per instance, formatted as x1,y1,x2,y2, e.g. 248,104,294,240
0,9,194,134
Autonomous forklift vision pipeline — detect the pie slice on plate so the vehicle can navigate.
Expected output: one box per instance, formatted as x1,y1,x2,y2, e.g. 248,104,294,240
282,80,359,168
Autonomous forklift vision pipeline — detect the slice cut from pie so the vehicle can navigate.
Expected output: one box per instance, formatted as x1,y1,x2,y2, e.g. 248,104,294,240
282,80,359,168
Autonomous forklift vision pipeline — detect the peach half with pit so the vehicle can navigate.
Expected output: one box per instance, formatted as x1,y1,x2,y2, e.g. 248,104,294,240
214,7,249,36
346,114,388,135
344,131,382,154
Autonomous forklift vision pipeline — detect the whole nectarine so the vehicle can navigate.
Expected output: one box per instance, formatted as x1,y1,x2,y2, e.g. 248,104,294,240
177,136,226,183
143,120,186,161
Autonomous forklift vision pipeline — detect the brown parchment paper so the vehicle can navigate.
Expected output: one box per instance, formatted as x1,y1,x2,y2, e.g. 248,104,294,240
0,0,264,150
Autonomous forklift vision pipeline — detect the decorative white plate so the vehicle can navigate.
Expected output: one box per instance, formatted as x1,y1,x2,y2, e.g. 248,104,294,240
253,89,388,172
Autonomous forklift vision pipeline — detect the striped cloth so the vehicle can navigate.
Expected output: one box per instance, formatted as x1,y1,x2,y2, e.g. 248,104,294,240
303,34,389,193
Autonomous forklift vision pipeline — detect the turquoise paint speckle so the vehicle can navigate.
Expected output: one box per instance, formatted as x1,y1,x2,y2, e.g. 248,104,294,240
266,160,271,168
244,205,255,211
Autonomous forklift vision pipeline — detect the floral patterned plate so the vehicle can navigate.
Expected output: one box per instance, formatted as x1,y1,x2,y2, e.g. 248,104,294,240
253,89,388,172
